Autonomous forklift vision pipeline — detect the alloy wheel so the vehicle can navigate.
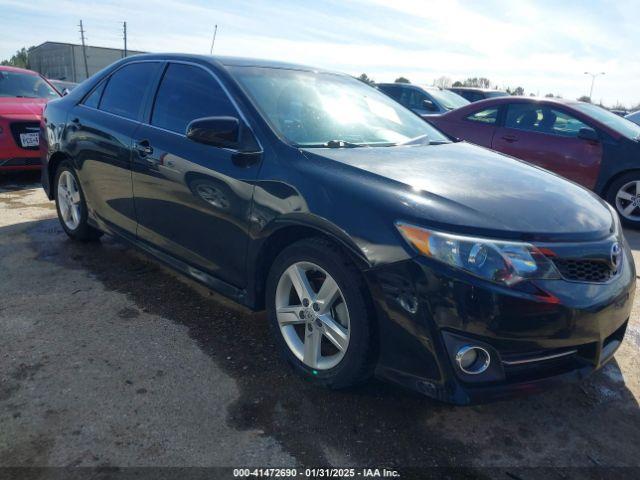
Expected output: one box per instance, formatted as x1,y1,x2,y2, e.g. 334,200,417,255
275,261,350,370
615,180,640,221
57,170,82,230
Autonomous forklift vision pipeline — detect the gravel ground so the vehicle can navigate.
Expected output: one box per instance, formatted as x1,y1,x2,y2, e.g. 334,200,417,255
1,171,639,477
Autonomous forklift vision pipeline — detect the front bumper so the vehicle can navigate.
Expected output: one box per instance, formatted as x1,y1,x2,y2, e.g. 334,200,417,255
365,239,635,405
0,114,42,171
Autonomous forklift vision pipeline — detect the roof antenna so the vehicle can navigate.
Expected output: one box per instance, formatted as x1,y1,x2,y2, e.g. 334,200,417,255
209,25,218,55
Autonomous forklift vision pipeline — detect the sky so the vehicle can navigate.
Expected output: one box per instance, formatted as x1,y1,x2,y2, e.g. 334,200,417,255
1,0,638,107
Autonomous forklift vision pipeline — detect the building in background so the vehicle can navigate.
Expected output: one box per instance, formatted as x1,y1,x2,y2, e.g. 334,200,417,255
28,41,145,82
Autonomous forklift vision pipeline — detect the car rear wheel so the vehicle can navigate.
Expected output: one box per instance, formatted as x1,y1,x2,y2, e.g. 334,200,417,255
266,238,375,388
606,172,640,228
54,161,102,241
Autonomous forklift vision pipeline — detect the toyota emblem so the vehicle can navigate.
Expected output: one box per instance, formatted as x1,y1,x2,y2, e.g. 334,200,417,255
610,242,622,271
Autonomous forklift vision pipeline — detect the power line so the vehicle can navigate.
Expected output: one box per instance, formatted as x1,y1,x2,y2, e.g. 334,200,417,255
78,19,89,79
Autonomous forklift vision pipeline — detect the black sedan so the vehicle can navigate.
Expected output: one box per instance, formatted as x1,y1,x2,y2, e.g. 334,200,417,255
40,54,634,404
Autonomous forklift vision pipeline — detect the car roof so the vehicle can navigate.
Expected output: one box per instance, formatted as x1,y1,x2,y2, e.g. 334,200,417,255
448,87,506,93
0,65,39,75
466,96,579,107
125,53,339,75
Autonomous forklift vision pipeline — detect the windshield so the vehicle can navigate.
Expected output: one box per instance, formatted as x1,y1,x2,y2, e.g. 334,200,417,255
424,88,469,110
228,66,449,147
574,103,640,140
0,70,59,99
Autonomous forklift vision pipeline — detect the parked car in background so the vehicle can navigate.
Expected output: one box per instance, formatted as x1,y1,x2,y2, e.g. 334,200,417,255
0,65,60,171
428,97,640,226
626,111,640,126
377,83,469,116
610,109,628,117
447,87,509,102
48,79,78,95
41,54,633,405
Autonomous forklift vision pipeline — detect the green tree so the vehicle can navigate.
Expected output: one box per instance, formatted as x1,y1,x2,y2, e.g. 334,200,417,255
577,95,591,103
357,73,375,85
1,47,32,68
394,76,410,84
452,80,463,87
461,77,492,88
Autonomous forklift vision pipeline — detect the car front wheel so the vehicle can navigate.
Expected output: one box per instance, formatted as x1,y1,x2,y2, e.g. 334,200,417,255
606,172,640,228
266,238,375,388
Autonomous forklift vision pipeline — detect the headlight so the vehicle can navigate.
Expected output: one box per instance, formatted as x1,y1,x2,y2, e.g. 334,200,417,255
396,222,561,286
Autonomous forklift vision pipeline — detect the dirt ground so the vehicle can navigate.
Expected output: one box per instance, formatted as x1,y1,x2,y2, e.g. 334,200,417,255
1,171,639,477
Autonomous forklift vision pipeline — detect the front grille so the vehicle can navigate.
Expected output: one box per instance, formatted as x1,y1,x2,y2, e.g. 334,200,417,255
9,122,40,151
552,258,615,283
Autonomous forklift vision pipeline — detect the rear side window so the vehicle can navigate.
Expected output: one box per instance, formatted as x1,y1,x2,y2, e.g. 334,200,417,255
378,85,402,101
505,104,588,137
466,108,498,124
83,81,105,109
151,63,237,134
99,62,160,120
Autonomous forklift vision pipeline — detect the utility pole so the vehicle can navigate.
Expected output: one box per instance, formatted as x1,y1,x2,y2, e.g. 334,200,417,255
123,21,127,58
78,20,89,79
209,25,218,55
584,71,605,101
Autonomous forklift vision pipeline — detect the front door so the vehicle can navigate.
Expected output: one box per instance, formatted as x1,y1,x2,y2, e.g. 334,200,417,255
131,62,261,288
491,103,602,189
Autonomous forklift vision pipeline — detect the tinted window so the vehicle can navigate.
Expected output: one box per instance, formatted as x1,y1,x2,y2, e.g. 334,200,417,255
83,81,105,109
466,108,498,124
152,63,237,134
506,104,588,137
378,85,402,101
100,63,160,120
399,88,428,110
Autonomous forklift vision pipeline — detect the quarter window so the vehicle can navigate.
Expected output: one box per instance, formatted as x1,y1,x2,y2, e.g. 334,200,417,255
99,62,160,120
505,104,588,137
466,108,498,124
83,81,106,109
151,63,237,134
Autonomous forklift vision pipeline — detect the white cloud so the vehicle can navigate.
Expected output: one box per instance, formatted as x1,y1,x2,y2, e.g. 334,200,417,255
0,0,638,107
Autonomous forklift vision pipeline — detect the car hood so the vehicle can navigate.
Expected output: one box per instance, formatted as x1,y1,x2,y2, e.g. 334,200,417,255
302,142,613,241
0,97,47,116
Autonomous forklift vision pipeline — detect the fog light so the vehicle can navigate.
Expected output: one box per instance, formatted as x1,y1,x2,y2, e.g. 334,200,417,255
455,345,490,375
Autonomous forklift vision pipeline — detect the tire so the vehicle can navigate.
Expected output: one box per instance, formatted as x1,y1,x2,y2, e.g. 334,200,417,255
605,172,640,229
266,237,376,389
54,160,103,241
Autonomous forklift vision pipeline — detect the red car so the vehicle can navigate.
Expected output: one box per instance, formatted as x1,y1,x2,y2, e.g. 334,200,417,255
0,65,60,171
428,97,640,227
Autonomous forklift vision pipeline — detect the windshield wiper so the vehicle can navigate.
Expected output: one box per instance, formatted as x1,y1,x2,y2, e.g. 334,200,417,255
323,140,364,148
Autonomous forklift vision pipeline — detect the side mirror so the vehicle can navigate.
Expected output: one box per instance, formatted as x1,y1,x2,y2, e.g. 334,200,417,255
62,88,71,96
423,99,437,111
577,127,599,142
186,116,240,149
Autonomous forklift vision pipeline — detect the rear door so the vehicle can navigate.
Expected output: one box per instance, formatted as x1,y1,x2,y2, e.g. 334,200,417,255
67,61,162,237
131,62,261,287
491,103,603,188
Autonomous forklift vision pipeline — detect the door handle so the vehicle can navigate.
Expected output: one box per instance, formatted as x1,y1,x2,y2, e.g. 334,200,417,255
501,135,517,143
135,140,153,157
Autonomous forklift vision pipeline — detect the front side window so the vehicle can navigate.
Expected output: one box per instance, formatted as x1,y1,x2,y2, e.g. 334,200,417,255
151,63,237,134
99,62,160,120
505,104,588,137
229,66,449,147
0,70,59,99
378,85,402,102
466,108,498,124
